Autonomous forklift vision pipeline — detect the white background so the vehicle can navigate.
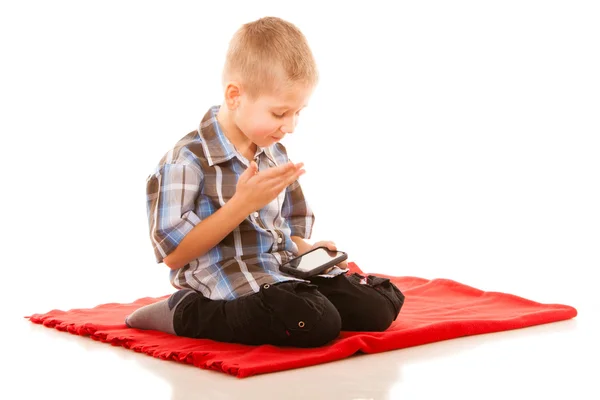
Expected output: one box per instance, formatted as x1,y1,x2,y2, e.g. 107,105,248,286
1,1,598,399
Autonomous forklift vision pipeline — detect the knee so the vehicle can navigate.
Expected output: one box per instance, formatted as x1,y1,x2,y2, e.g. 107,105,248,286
261,282,341,348
279,291,342,348
356,278,405,332
294,297,342,347
369,300,396,332
348,291,399,332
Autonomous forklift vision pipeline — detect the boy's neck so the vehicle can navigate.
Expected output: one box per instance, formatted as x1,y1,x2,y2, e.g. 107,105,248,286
216,105,258,158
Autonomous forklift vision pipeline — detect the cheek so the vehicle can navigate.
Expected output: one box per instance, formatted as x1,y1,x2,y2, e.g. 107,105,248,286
245,115,279,137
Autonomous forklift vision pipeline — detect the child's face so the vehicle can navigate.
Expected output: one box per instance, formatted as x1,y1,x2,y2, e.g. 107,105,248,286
234,83,313,147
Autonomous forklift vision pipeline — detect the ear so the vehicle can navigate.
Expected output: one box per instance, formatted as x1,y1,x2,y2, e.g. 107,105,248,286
224,81,242,110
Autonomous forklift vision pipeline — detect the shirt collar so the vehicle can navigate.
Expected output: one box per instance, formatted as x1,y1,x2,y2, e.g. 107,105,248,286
198,106,277,167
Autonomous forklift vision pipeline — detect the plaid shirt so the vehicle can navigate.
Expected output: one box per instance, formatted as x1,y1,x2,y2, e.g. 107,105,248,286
146,106,347,300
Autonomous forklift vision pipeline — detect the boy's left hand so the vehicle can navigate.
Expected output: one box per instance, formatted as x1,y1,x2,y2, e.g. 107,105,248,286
311,240,348,269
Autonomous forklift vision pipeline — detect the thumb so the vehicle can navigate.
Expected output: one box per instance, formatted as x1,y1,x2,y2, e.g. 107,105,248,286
240,161,257,182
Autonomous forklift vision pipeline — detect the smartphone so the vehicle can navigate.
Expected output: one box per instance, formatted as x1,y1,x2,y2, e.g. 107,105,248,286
279,246,348,279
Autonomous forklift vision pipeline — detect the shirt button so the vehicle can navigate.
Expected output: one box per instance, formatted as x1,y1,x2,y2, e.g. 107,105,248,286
253,212,259,217
277,237,283,244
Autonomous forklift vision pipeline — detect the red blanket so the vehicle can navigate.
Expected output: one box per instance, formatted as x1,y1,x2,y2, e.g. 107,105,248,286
28,263,577,378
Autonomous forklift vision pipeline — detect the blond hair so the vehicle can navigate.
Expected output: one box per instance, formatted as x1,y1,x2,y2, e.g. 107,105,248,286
223,17,318,98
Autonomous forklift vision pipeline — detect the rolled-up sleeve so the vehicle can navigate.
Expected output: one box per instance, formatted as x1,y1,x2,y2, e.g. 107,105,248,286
281,178,315,240
146,163,203,263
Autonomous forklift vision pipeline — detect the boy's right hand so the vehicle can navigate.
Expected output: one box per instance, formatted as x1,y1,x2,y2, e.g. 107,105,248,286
234,160,306,214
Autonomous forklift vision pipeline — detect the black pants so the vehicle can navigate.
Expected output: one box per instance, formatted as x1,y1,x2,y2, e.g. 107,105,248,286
173,272,405,348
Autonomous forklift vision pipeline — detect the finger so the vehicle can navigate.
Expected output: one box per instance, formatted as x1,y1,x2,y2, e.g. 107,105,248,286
272,168,305,193
268,167,306,187
259,161,301,180
239,161,258,183
264,161,304,177
285,166,306,184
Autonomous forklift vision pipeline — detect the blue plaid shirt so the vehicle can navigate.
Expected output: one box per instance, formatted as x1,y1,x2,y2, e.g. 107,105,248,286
146,106,347,300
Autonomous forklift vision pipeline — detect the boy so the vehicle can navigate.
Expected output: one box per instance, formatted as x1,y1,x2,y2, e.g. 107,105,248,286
126,17,405,348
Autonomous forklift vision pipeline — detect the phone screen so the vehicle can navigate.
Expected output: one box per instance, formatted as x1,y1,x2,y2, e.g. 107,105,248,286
288,248,343,272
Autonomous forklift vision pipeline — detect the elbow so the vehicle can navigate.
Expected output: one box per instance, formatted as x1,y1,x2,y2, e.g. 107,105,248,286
163,253,182,270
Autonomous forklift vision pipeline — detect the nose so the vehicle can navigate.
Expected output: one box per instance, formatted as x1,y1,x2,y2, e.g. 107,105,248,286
280,114,298,134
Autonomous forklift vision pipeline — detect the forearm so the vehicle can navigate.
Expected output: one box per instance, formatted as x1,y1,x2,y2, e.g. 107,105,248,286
163,195,252,270
291,235,312,255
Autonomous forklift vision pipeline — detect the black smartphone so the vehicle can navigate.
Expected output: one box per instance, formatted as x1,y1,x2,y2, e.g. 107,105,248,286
279,246,348,279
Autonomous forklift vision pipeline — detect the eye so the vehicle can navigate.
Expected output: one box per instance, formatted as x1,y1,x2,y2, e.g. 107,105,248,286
272,112,285,119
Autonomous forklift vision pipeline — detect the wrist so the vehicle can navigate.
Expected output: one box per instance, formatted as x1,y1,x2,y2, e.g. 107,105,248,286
229,194,253,218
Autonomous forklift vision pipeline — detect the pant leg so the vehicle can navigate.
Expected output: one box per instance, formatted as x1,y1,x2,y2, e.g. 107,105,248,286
309,272,405,332
173,280,342,348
